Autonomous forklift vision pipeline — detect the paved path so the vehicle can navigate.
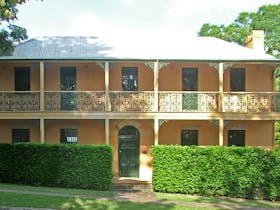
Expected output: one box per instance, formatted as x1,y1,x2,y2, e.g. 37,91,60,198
0,188,277,210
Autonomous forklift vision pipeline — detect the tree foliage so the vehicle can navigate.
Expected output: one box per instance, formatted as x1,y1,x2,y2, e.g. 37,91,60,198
0,0,29,55
198,4,280,58
275,121,280,146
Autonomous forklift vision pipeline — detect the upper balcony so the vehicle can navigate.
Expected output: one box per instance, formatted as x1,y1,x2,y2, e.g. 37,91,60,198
0,91,279,113
0,61,279,116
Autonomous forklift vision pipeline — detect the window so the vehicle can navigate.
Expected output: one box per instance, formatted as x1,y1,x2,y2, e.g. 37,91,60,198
228,130,245,146
122,67,138,91
230,68,245,91
60,67,77,110
12,129,30,143
15,67,30,91
181,129,198,146
60,128,78,144
182,68,198,91
60,67,76,91
182,68,198,110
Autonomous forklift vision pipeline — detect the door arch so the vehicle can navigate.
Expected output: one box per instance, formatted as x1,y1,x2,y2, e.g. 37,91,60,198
118,126,140,177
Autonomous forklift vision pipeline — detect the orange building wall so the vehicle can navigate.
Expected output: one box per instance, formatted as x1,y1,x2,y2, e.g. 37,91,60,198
224,120,274,148
0,120,40,143
0,61,274,93
110,62,154,91
159,120,219,145
159,120,274,148
0,62,39,91
159,63,219,91
223,64,274,92
44,62,104,91
45,119,105,144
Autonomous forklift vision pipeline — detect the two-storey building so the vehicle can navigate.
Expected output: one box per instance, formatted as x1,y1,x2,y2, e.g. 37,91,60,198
0,31,279,181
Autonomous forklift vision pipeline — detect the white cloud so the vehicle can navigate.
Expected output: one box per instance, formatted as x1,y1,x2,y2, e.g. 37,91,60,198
163,0,280,35
65,14,107,36
17,0,280,42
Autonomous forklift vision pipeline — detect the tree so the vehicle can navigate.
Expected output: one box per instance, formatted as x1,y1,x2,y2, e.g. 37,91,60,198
0,0,29,55
198,4,280,58
275,121,280,146
198,4,280,145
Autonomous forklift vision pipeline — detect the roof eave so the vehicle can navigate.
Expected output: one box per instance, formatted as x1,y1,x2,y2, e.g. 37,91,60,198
0,57,280,64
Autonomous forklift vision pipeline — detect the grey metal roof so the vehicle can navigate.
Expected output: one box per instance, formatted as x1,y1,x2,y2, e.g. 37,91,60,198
0,36,279,62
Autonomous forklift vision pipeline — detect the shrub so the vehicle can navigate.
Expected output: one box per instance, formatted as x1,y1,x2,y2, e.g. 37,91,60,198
0,143,113,190
265,148,280,200
152,145,279,200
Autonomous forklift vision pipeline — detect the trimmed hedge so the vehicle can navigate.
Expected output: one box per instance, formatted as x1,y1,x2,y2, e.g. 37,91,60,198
152,145,280,200
0,143,113,190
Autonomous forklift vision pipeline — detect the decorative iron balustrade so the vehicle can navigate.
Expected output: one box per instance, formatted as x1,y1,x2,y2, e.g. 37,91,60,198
0,92,40,112
45,91,105,112
223,92,280,113
1,91,279,113
110,91,155,112
159,91,219,112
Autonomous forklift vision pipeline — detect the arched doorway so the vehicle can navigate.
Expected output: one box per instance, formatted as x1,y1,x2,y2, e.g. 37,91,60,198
118,126,140,177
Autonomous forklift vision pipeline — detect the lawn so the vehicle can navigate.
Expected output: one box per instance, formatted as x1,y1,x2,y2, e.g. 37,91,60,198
0,191,215,210
0,183,279,209
0,183,114,197
156,192,280,209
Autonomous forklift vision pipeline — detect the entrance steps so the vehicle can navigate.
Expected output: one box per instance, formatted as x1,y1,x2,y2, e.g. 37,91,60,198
112,178,152,192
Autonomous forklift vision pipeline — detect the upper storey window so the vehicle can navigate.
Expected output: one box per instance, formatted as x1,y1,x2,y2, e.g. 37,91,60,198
15,67,30,91
182,68,198,91
182,68,198,110
230,68,245,91
60,67,77,110
60,67,77,91
122,67,138,91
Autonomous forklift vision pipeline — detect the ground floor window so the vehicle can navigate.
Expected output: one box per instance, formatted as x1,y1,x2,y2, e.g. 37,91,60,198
12,129,30,143
228,130,245,146
60,128,78,144
181,129,198,146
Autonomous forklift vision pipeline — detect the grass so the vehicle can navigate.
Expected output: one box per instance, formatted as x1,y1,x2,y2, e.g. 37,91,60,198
0,183,114,197
0,191,216,210
156,192,280,209
1,183,280,209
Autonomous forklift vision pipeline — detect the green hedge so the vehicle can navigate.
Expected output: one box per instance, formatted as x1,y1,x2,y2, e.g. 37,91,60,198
0,143,113,190
152,145,280,200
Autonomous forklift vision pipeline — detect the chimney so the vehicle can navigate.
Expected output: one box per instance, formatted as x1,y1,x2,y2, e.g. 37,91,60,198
246,30,265,52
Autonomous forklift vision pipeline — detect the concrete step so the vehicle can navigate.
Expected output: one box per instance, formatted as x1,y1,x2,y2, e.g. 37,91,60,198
111,183,153,192
112,179,153,191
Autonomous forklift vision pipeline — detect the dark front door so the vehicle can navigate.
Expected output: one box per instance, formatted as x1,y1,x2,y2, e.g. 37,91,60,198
118,126,140,177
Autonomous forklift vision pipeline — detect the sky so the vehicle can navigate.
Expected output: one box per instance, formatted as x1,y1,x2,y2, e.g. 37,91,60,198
13,0,280,55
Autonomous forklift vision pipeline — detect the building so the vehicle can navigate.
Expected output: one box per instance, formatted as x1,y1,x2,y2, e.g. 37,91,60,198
0,31,279,181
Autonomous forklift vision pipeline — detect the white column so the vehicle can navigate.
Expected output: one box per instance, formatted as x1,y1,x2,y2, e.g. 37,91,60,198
218,63,224,112
219,119,224,146
105,61,110,112
40,118,45,143
154,61,159,112
40,61,45,111
104,61,110,145
218,63,224,146
105,118,109,145
154,118,159,145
